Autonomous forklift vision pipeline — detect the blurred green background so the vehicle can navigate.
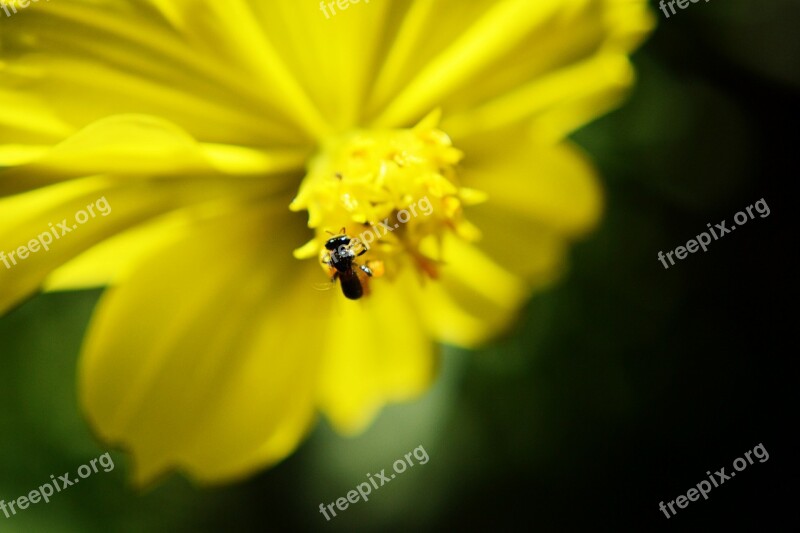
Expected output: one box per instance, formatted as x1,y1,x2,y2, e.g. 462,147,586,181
1,0,797,530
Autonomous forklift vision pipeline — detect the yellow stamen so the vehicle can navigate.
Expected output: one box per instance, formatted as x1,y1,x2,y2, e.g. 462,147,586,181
290,110,485,291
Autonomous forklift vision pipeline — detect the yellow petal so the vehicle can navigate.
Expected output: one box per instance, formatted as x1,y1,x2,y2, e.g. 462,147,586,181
79,204,330,484
0,175,269,313
463,134,603,236
469,205,570,286
370,0,653,130
44,191,298,292
0,144,52,167
134,0,332,138
410,234,529,348
231,0,394,129
1,115,213,192
461,136,602,281
1,114,306,197
443,54,636,142
0,111,298,300
398,135,604,345
0,87,72,146
374,0,559,126
317,270,437,434
1,0,317,143
43,204,206,292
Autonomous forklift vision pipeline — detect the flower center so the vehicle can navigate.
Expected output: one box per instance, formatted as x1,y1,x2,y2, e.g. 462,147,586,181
289,111,486,295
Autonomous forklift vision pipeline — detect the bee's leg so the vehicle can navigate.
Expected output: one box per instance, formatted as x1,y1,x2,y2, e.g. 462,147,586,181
331,271,339,283
356,246,368,257
360,264,373,277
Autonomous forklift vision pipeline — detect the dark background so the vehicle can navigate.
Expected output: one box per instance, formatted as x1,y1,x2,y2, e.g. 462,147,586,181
1,1,797,531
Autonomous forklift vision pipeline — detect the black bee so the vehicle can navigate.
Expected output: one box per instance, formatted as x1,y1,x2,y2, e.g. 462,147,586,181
322,229,373,300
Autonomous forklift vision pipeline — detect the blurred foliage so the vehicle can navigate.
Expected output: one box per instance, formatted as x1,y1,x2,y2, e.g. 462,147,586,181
700,0,800,88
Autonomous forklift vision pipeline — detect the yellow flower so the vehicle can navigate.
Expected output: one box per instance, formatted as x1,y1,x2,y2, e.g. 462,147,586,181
0,0,653,484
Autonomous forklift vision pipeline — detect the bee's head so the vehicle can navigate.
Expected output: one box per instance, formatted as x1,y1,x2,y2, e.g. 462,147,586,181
325,235,351,251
